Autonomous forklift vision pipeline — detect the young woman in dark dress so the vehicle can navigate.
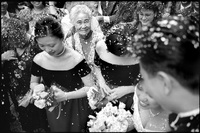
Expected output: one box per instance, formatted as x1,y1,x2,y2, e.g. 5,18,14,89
30,15,95,132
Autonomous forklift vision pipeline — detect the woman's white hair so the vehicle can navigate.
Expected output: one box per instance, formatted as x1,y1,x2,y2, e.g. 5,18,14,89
70,4,92,25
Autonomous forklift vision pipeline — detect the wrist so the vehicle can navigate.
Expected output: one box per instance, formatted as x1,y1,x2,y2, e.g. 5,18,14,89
64,92,68,101
1,54,5,61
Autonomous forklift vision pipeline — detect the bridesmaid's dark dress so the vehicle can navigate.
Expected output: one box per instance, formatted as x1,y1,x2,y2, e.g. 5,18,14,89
94,52,140,112
31,59,93,132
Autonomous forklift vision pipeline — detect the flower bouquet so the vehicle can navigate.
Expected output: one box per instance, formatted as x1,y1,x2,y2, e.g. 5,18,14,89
32,82,68,112
87,86,106,110
87,67,112,110
32,83,58,112
87,102,133,132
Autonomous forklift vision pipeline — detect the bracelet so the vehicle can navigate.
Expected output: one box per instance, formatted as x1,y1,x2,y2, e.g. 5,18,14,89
64,92,68,101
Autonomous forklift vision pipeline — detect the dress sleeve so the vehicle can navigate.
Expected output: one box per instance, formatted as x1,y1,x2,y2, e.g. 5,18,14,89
76,59,91,77
31,61,42,77
94,51,101,67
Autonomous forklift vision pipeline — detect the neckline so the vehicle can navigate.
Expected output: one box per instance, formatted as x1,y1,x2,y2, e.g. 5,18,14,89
96,51,139,66
149,109,161,117
15,46,28,58
179,108,199,118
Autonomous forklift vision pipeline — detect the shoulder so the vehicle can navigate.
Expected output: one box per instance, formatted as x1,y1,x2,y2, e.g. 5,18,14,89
33,51,45,65
69,48,84,64
96,39,107,54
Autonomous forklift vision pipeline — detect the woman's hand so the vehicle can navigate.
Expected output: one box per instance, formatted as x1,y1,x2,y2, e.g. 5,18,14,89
52,86,67,103
30,84,45,103
107,86,129,100
1,50,17,61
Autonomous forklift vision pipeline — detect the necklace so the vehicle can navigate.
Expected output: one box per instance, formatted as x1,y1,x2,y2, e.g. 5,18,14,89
149,109,161,117
56,47,66,57
79,30,93,41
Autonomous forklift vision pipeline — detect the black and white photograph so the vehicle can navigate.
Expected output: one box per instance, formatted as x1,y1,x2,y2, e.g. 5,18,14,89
1,1,199,132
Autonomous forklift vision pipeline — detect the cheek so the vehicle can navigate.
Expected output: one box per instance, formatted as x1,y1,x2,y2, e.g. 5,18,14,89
148,98,160,108
149,16,154,21
74,24,81,30
85,22,91,28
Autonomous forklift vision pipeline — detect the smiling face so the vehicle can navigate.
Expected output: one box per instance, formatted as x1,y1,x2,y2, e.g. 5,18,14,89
36,36,64,57
139,63,175,112
139,9,155,26
31,1,43,8
136,79,160,110
74,12,91,36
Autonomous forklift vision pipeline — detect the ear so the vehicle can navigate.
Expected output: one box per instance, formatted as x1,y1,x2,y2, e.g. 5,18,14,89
157,71,172,95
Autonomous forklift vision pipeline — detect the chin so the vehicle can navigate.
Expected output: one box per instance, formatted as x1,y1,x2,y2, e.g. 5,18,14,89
142,22,151,26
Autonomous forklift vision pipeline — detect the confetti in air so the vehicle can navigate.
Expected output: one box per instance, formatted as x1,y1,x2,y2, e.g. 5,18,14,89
132,16,199,57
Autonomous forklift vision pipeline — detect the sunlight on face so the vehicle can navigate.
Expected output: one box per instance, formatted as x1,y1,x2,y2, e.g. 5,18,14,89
136,80,160,110
74,12,91,36
139,9,155,26
36,36,63,57
139,64,174,112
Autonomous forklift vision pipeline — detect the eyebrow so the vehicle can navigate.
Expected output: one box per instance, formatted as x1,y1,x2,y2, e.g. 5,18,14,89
38,43,55,46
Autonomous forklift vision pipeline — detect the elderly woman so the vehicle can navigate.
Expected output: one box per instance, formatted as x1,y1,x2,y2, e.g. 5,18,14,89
63,4,104,39
65,4,104,85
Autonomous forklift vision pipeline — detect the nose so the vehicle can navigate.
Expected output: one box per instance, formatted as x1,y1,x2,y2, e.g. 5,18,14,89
138,93,148,103
81,23,87,29
45,48,53,53
142,15,147,20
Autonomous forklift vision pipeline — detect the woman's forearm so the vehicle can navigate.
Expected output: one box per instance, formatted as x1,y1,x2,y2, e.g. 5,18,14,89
30,82,40,90
65,86,90,100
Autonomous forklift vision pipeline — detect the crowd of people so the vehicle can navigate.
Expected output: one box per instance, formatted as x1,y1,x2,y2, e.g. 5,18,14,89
1,1,199,132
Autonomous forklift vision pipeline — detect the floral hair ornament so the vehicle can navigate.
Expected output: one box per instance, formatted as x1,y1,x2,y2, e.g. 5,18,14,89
133,16,199,57
105,23,136,56
1,17,27,49
34,15,61,39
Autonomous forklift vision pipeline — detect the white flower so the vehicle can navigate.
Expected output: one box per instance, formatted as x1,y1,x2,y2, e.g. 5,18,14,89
87,102,133,132
33,84,45,94
34,99,46,109
32,95,40,100
119,102,126,109
39,91,49,99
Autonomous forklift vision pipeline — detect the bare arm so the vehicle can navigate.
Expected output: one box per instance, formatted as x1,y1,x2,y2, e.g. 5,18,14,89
66,73,94,99
53,73,95,102
30,75,41,90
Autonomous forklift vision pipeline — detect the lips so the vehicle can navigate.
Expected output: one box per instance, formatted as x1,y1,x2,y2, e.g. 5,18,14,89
139,100,149,107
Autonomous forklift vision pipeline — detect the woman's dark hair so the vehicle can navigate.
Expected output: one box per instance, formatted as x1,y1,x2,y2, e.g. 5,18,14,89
105,23,133,56
134,16,199,93
34,15,64,40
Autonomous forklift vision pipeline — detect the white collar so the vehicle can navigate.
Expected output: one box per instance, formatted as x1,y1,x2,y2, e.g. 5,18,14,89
179,108,199,118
